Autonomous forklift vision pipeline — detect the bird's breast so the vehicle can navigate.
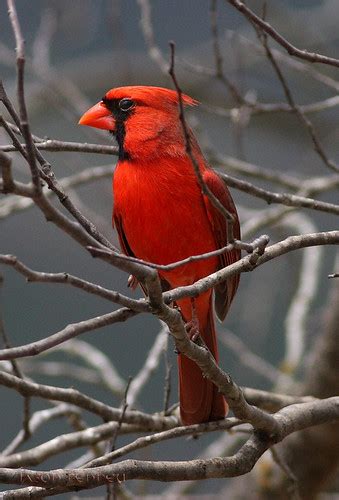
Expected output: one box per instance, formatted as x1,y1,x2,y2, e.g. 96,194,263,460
113,158,218,285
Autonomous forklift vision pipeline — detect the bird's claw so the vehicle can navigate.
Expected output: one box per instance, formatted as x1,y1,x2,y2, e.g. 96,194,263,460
184,297,200,342
185,317,200,342
127,274,138,290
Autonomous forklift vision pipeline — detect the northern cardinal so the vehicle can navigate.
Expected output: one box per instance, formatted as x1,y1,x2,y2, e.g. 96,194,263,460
79,86,240,425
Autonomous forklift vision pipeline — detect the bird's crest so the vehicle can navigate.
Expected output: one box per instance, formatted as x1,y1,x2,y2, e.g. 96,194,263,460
104,86,198,109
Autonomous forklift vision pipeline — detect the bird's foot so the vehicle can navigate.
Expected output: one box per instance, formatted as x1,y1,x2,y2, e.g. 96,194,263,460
127,274,138,290
172,302,182,315
185,317,200,342
185,298,200,342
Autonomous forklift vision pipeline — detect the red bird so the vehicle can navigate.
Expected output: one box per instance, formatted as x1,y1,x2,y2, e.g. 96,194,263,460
79,86,240,425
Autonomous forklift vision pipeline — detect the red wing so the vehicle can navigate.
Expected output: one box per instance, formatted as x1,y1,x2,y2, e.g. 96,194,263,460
113,213,135,259
202,169,241,321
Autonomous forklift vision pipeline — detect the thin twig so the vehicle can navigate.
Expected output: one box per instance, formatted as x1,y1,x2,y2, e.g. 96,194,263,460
127,324,168,407
0,164,113,219
163,339,172,415
0,254,147,312
0,397,338,490
0,369,178,428
84,418,241,469
136,0,168,73
270,446,301,500
106,377,132,500
168,41,236,243
226,0,339,68
0,287,31,439
209,0,244,103
0,308,138,361
48,339,126,395
0,139,118,155
280,213,322,377
0,149,14,192
256,19,339,174
0,83,119,251
220,172,339,215
2,404,82,456
219,328,293,386
87,234,270,272
109,378,133,454
7,0,42,193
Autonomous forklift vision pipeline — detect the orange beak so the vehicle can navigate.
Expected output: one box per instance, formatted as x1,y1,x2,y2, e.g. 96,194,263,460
78,101,116,131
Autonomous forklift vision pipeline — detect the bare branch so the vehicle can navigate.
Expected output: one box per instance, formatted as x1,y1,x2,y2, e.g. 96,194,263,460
20,360,102,386
0,150,14,193
257,21,339,174
0,398,337,489
0,139,118,155
0,82,118,251
219,329,293,386
211,151,301,190
0,164,113,219
242,388,315,414
162,231,339,304
85,417,241,468
0,418,130,468
49,339,126,395
0,308,138,361
88,234,269,272
127,323,168,406
209,0,244,103
162,342,172,415
202,92,339,117
32,8,56,70
270,446,301,499
226,0,339,68
108,377,133,456
0,369,178,428
136,0,168,73
281,214,323,376
0,254,147,312
0,301,31,441
2,404,82,457
168,41,236,243
220,171,339,215
6,0,42,193
227,31,339,93
180,58,339,120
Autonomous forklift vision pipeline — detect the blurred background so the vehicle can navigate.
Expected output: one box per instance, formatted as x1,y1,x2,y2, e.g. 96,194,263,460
0,0,338,497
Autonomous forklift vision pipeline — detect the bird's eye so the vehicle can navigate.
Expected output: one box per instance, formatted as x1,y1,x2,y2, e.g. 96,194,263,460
119,98,135,111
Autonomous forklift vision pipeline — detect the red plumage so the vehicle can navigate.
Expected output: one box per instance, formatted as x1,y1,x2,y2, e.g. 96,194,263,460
79,86,240,425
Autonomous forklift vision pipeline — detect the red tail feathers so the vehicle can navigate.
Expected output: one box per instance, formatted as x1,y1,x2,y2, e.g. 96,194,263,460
178,296,228,425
